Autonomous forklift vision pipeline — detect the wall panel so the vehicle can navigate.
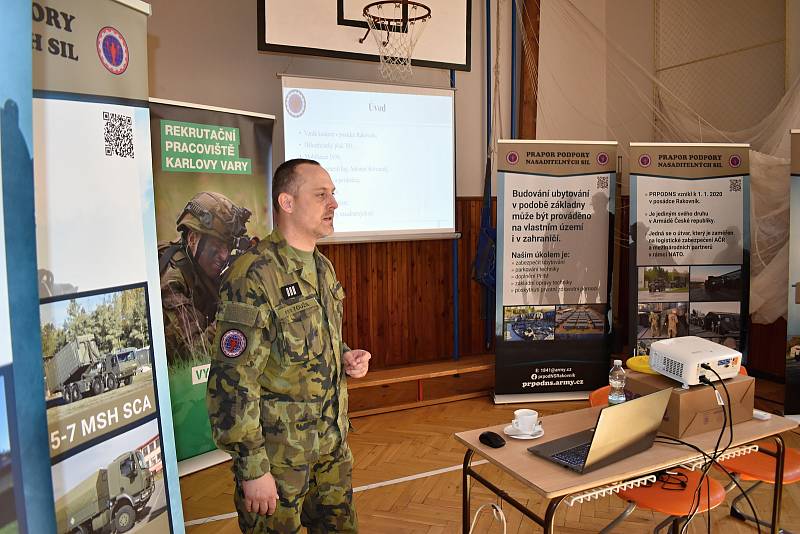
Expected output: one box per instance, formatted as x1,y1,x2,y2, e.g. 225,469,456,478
319,197,495,369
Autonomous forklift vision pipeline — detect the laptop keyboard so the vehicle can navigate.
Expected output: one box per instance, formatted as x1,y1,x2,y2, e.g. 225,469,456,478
552,442,590,466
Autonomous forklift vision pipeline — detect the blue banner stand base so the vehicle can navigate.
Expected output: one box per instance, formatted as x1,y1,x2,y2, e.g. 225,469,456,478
493,391,591,404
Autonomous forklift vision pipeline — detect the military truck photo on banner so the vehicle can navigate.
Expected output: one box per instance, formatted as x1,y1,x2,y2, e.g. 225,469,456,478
40,285,157,461
51,419,164,534
629,143,750,358
149,99,274,464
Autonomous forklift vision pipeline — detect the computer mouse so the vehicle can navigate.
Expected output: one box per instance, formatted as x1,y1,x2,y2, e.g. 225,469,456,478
479,431,506,448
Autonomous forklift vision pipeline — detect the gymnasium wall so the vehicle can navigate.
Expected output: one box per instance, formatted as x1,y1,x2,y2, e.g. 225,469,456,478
147,0,513,365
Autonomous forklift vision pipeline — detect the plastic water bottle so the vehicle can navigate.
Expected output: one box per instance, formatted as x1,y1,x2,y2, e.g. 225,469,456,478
608,359,626,405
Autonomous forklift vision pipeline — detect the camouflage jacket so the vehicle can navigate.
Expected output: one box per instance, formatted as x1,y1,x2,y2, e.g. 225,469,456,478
206,229,350,480
159,243,220,364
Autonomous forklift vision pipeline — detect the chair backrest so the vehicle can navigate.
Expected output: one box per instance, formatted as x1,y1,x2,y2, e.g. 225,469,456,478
739,365,747,375
589,385,611,407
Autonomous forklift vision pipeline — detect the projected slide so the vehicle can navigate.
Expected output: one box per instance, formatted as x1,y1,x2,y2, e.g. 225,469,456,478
282,76,455,239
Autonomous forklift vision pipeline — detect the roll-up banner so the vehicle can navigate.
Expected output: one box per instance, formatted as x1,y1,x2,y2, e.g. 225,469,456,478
2,3,54,533
149,100,273,471
33,1,184,532
629,143,750,361
495,140,616,402
787,130,800,419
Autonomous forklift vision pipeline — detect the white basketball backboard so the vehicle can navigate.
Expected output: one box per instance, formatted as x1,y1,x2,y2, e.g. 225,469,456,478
258,0,471,70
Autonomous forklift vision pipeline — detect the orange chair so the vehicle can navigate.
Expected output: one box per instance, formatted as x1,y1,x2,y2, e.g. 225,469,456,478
588,385,611,408
589,387,727,533
716,365,800,531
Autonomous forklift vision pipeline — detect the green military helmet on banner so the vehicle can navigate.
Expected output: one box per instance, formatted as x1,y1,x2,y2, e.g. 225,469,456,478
176,191,252,247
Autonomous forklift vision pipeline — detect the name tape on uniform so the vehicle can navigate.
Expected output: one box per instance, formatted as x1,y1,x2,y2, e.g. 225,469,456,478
275,298,320,320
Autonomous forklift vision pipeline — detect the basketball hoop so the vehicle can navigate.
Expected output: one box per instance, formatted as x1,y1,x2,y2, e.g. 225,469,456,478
359,1,431,81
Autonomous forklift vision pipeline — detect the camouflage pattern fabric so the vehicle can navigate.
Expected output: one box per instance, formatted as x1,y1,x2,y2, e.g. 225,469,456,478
234,445,357,533
160,244,220,364
207,229,354,530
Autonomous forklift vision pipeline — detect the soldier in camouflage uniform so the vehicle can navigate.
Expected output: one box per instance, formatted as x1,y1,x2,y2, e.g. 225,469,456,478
159,191,252,364
207,159,370,533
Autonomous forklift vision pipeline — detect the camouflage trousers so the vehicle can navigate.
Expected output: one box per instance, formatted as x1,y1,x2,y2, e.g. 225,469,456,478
234,445,358,533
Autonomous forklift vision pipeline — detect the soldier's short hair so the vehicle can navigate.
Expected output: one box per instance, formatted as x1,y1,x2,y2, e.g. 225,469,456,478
272,158,321,211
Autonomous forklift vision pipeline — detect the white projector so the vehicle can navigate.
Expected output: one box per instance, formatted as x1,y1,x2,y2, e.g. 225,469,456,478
648,336,742,388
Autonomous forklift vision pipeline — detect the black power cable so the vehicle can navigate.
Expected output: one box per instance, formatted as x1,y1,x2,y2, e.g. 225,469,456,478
677,375,725,534
702,364,764,534
655,434,763,534
667,363,762,534
689,375,727,534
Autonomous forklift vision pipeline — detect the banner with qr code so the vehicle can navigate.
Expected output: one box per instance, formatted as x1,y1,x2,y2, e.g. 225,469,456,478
629,143,750,361
493,140,616,400
31,0,185,532
148,100,274,468
1,3,57,532
786,131,800,417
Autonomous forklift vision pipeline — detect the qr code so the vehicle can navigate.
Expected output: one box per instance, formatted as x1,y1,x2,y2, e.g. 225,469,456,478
597,175,609,189
729,178,742,192
103,111,134,158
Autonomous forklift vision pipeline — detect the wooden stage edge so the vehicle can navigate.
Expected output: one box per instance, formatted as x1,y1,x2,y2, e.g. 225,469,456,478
347,354,495,417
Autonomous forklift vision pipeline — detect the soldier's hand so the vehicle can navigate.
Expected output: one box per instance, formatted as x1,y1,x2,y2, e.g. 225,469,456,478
344,349,371,378
242,472,279,515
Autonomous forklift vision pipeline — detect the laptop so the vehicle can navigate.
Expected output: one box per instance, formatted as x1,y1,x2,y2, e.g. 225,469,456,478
527,388,672,474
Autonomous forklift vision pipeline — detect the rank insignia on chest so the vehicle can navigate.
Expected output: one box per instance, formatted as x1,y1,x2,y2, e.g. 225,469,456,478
280,282,302,300
220,329,247,358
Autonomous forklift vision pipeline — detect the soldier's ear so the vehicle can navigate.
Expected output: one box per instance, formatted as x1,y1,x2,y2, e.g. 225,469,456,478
186,230,200,251
278,192,294,214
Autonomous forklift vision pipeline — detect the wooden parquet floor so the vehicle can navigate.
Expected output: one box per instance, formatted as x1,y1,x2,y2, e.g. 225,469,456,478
181,390,800,533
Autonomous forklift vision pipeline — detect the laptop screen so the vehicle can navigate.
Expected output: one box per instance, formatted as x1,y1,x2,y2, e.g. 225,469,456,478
583,388,672,471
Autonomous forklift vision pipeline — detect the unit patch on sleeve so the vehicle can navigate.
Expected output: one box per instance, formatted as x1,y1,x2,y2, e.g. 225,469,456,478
220,329,248,358
280,282,302,300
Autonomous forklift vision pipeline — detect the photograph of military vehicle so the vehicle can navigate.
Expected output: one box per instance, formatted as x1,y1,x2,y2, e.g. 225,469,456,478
638,266,689,302
555,305,605,338
45,336,138,404
689,301,741,339
648,278,666,292
55,450,154,534
702,312,740,335
40,287,152,406
689,265,742,302
503,306,555,341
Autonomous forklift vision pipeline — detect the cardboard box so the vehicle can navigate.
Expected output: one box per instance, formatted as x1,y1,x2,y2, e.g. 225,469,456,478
624,371,754,439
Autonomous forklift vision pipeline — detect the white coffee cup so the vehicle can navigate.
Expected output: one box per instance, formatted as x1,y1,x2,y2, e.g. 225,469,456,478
512,409,539,434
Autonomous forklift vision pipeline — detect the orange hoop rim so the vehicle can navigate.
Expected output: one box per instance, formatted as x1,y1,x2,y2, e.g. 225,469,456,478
362,1,432,28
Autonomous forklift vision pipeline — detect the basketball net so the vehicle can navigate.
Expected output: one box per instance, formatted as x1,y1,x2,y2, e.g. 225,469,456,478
363,1,431,81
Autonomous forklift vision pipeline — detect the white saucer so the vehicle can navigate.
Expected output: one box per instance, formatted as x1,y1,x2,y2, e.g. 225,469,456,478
503,425,544,440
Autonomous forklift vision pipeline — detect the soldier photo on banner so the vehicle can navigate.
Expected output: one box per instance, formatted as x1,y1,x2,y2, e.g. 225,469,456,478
149,100,274,461
158,192,256,365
